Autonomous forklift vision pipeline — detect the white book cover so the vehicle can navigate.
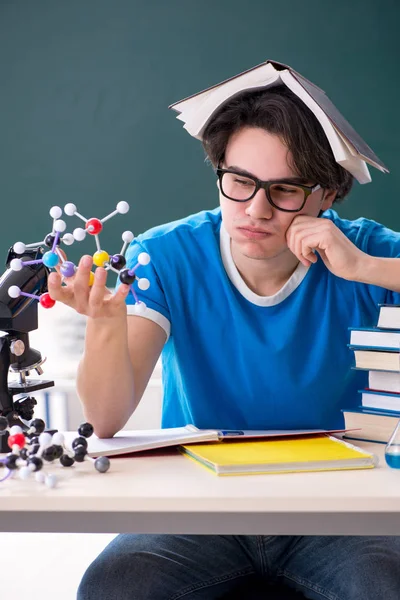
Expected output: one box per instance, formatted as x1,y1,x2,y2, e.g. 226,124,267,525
63,425,348,457
63,425,219,457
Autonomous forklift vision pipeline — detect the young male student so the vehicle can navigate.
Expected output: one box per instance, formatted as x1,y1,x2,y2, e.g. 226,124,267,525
48,64,400,598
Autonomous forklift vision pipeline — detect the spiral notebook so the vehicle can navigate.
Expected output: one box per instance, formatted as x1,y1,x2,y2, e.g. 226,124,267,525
179,434,377,476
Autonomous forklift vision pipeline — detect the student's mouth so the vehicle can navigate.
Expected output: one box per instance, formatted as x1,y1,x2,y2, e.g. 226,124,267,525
237,227,273,239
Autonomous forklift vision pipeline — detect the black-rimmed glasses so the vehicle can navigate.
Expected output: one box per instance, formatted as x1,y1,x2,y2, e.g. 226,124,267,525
216,167,322,213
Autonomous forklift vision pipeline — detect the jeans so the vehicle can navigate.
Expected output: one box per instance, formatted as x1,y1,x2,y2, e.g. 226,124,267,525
77,534,400,599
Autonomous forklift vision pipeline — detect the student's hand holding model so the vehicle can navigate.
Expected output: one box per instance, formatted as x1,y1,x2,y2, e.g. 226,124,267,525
48,254,130,321
47,254,166,437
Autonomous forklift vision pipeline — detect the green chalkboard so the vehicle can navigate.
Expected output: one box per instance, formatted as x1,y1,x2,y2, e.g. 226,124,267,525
0,0,399,267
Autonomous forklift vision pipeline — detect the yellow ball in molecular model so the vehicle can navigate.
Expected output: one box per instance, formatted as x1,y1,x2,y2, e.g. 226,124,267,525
88,271,95,287
93,250,110,268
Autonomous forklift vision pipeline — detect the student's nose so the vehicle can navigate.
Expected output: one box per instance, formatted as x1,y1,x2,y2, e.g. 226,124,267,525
245,188,273,220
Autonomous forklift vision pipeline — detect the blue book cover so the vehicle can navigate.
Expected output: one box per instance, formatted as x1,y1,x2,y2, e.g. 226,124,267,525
348,326,400,334
348,344,400,352
348,327,400,352
342,406,400,418
359,389,400,399
351,366,397,373
378,303,400,307
341,406,400,444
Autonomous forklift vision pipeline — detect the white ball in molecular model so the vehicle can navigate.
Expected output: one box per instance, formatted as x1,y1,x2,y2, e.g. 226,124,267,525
49,206,62,219
73,227,86,242
122,230,134,243
8,285,21,299
19,466,31,481
10,258,23,271
64,203,77,216
62,233,75,246
45,474,58,489
13,242,26,255
138,252,150,266
116,201,129,214
39,432,52,448
35,471,46,484
9,425,23,435
54,219,67,233
133,301,147,315
52,432,65,446
138,278,150,291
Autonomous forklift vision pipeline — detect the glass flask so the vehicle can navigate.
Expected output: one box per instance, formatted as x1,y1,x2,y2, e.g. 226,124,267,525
385,419,400,469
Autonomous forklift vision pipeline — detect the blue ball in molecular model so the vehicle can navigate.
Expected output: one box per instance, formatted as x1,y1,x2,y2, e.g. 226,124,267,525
42,251,60,268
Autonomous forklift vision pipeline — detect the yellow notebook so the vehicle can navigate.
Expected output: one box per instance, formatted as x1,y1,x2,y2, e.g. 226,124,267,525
180,434,377,476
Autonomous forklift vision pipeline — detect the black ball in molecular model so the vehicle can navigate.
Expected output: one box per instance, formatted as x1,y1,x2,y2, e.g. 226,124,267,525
110,254,127,270
72,436,88,450
44,233,61,248
60,454,74,467
0,419,111,488
78,423,94,438
119,268,137,286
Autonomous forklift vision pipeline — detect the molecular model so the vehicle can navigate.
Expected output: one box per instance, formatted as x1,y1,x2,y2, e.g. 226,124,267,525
1,202,152,487
9,206,75,309
8,201,151,314
63,201,151,313
0,418,110,489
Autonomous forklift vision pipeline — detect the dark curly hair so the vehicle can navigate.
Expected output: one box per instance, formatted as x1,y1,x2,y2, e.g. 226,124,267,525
202,86,353,201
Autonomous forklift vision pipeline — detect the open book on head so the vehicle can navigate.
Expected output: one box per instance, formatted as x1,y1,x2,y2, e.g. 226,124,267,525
169,59,388,185
63,425,350,458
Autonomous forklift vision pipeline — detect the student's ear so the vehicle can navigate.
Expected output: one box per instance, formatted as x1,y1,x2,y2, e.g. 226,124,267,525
321,189,336,211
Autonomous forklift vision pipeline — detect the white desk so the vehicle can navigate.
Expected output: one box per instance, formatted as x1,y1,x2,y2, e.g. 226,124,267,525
0,441,399,535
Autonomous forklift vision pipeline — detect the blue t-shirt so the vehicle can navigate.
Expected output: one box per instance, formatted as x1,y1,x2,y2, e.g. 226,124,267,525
124,208,400,431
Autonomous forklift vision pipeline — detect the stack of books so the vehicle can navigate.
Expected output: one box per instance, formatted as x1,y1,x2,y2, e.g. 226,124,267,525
344,304,400,443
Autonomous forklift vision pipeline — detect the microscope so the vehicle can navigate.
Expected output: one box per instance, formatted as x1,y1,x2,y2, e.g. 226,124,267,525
0,246,54,453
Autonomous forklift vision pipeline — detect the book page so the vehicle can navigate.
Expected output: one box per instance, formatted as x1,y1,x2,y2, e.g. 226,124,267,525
182,63,280,137
63,426,220,457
